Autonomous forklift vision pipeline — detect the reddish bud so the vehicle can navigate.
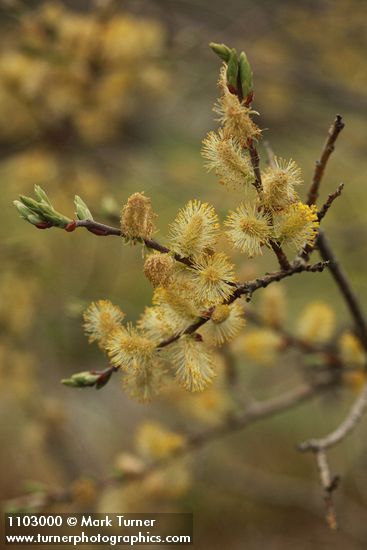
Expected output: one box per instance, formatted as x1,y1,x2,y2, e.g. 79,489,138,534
65,220,77,232
244,90,254,106
35,221,53,229
227,83,238,95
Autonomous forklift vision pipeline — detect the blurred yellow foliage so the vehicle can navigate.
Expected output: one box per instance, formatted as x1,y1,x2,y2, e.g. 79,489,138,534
296,301,335,344
0,2,167,145
135,421,185,461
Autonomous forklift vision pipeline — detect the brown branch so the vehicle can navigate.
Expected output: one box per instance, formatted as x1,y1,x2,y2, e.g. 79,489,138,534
74,219,194,268
230,81,290,272
233,260,328,302
157,261,328,349
317,230,367,352
248,140,291,271
297,182,345,264
302,116,367,350
6,378,335,513
307,114,345,206
297,114,367,529
248,140,263,195
317,183,344,222
268,240,292,271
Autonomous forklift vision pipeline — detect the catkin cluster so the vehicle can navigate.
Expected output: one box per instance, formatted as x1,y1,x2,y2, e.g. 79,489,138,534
81,46,325,402
16,43,328,403
202,63,319,258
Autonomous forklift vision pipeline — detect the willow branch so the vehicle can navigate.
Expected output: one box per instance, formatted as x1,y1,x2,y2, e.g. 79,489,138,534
317,183,344,222
317,230,367,352
74,219,195,268
268,240,292,271
247,140,291,271
248,141,263,196
297,182,345,264
157,261,328,349
73,260,329,387
302,116,367,351
307,114,345,206
295,114,367,529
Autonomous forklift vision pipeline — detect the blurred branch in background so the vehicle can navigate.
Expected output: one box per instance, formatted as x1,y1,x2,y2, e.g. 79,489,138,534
6,376,335,513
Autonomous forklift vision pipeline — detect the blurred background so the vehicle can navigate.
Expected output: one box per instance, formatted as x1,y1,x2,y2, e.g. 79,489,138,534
0,0,367,548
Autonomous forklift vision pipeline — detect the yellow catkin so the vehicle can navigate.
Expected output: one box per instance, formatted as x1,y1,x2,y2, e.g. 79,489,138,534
262,157,302,210
120,192,157,240
339,331,366,367
343,371,367,393
83,300,125,349
211,304,231,324
234,329,282,365
296,301,335,344
135,422,185,460
214,83,261,145
259,285,287,327
168,336,217,392
143,253,175,287
190,252,235,306
142,464,191,499
168,200,219,260
122,364,165,403
274,202,319,250
106,325,156,371
178,387,231,425
225,203,272,257
201,130,253,189
199,302,245,346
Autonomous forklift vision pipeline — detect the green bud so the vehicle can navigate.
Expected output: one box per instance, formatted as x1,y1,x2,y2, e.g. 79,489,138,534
19,194,71,228
74,195,93,221
226,48,239,91
14,199,34,220
61,371,100,388
27,214,45,225
14,200,44,225
19,195,42,213
34,185,52,205
209,42,232,63
239,51,253,99
35,203,70,228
